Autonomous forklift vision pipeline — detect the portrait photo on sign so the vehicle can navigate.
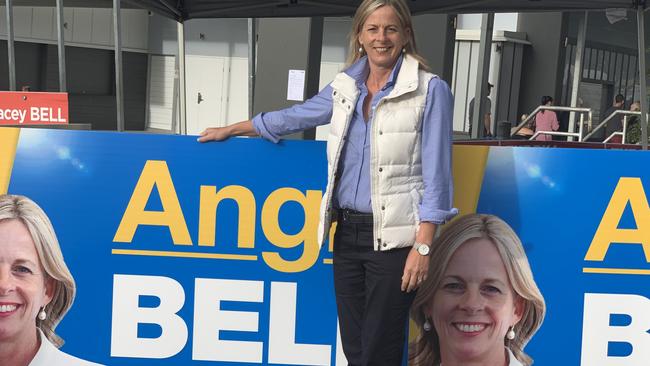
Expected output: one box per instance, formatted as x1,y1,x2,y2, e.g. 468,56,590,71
0,194,103,366
409,214,545,366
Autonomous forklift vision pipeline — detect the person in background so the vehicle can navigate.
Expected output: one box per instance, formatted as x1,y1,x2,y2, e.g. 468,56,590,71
552,108,570,141
468,82,493,138
533,96,559,141
197,0,457,364
409,214,545,366
511,114,534,139
0,194,102,366
603,93,625,143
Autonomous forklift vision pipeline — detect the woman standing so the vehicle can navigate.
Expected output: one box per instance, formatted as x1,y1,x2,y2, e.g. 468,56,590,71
533,96,559,141
199,1,456,364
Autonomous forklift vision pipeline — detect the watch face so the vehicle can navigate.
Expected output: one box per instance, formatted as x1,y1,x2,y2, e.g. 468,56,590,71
417,244,430,256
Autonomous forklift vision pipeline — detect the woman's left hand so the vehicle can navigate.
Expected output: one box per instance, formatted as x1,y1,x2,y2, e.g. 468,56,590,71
401,222,437,292
401,248,430,293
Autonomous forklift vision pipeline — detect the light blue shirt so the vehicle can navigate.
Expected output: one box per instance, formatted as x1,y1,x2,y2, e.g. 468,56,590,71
253,56,457,224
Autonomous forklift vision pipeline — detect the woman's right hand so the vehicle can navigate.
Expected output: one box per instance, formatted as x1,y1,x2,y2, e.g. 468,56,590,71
197,127,231,142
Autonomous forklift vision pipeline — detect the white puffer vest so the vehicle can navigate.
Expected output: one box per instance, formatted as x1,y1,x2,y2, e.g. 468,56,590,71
317,55,435,251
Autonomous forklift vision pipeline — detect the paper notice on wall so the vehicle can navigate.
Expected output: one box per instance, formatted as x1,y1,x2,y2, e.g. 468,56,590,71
287,69,306,101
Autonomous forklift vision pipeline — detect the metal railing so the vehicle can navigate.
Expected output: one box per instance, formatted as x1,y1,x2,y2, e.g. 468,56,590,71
511,106,592,142
603,131,625,143
583,110,642,144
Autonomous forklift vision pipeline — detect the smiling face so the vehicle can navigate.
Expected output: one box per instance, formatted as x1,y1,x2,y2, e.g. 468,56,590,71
0,219,53,344
429,238,523,364
358,5,409,71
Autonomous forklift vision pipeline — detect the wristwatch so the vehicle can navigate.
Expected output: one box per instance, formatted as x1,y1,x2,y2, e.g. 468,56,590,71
414,242,431,256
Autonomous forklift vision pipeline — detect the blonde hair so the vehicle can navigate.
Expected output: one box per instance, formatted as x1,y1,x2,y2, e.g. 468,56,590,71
409,214,546,366
0,194,75,348
346,0,430,71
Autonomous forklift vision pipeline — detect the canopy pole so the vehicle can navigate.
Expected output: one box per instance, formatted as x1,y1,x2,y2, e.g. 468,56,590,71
248,18,257,120
637,6,648,149
177,20,187,135
442,14,458,85
5,0,16,91
113,0,125,131
55,0,66,91
470,13,494,139
569,11,588,141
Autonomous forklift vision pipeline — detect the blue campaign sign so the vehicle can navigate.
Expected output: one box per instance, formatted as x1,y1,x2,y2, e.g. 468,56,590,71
6,128,650,365
477,147,650,365
8,128,340,365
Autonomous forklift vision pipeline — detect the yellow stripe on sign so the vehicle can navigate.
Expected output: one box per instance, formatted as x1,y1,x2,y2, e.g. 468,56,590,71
451,145,490,216
583,267,650,275
111,249,258,261
0,127,20,194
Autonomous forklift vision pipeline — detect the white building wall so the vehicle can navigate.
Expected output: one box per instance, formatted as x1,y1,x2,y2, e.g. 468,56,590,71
321,18,349,63
146,15,351,135
148,16,249,58
458,13,519,31
144,12,523,135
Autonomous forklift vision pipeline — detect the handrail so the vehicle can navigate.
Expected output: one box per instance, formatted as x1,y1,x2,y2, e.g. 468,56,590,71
603,131,624,143
511,106,592,142
583,110,641,142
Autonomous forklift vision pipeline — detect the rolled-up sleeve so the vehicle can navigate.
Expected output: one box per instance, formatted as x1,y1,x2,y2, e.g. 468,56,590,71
252,84,334,143
419,78,459,224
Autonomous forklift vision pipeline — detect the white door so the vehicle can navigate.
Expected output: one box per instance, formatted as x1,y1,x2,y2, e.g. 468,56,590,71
186,56,225,135
223,57,250,123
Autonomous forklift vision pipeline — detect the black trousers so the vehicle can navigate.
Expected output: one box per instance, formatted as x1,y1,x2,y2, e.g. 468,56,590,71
333,220,415,366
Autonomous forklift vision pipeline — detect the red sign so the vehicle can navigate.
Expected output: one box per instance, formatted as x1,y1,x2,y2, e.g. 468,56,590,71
0,91,69,125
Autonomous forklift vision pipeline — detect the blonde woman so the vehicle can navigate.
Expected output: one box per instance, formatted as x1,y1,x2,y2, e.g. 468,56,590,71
410,214,545,366
0,194,102,366
198,0,456,363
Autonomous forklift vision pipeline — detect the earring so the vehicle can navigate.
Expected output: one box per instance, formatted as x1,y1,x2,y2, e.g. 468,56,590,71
38,308,47,321
359,45,364,53
402,47,406,53
423,319,432,332
506,326,515,340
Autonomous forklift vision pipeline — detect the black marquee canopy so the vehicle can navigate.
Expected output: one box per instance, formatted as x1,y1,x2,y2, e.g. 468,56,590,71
131,0,647,21
18,0,644,21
